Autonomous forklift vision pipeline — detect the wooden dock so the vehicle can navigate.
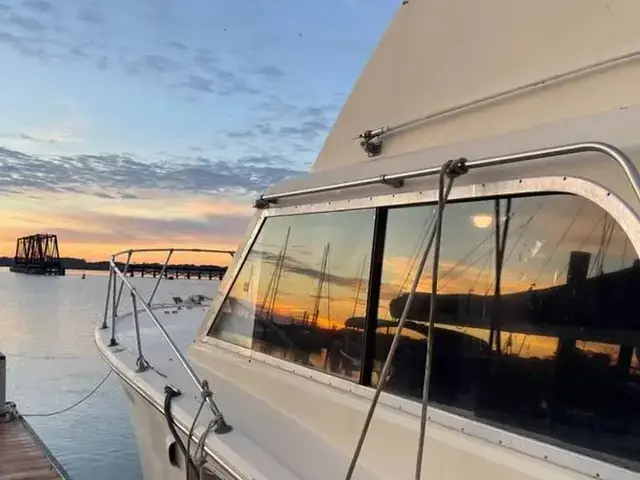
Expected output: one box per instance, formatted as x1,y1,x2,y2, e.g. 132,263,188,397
0,403,68,480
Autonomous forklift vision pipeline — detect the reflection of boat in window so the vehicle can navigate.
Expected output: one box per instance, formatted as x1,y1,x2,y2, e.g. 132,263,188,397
389,257,640,342
95,2,640,479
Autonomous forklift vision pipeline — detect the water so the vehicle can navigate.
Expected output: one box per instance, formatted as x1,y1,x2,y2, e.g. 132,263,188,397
0,267,218,480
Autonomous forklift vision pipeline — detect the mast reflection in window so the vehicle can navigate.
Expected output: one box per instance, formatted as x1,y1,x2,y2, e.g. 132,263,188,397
375,193,640,470
210,209,375,380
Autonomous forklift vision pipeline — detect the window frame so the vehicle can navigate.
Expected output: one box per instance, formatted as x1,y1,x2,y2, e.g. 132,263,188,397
201,175,640,480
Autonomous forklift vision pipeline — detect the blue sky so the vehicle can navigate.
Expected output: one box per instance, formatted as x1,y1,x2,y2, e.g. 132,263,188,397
0,0,397,260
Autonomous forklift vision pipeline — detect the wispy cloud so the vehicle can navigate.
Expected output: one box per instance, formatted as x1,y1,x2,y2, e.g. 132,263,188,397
222,95,338,158
22,0,55,15
0,0,270,98
0,195,252,259
76,5,103,25
0,0,399,260
0,124,84,145
8,13,45,32
0,146,303,198
252,65,286,79
54,210,251,245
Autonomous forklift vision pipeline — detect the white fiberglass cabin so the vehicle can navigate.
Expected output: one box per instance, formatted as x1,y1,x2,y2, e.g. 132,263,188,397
96,1,640,479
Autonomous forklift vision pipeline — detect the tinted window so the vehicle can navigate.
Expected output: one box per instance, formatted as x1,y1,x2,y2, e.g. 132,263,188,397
209,209,375,381
375,194,640,469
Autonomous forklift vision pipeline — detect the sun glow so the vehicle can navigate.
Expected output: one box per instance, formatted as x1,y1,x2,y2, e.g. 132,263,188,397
471,213,493,229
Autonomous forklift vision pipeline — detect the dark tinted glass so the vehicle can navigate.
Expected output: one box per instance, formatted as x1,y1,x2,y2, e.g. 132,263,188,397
375,194,640,470
209,209,375,381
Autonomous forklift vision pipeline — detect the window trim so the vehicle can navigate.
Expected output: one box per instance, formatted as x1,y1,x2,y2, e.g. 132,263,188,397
359,207,388,385
203,175,640,338
200,175,640,480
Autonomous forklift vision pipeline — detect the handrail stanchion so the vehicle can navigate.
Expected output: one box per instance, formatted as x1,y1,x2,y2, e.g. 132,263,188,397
115,250,133,316
148,249,173,305
109,258,118,346
131,291,149,372
101,267,113,329
110,259,231,433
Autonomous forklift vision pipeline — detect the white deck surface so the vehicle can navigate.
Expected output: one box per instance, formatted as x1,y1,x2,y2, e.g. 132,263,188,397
96,301,382,480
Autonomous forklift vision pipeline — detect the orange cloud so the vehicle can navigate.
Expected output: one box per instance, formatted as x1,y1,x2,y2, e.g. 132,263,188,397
0,190,253,263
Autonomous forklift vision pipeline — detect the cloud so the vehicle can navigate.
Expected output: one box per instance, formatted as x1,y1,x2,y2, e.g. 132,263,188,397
0,30,48,59
253,65,285,79
8,13,45,32
255,249,364,290
183,74,213,93
211,66,258,96
54,210,251,245
22,0,55,15
142,53,177,74
0,146,303,198
167,41,187,51
96,55,107,70
0,132,56,144
77,6,103,25
223,96,337,157
0,3,259,99
279,120,329,141
0,124,84,145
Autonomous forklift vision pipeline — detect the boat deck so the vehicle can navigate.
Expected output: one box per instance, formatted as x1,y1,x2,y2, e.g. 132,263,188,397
0,405,66,480
96,298,390,480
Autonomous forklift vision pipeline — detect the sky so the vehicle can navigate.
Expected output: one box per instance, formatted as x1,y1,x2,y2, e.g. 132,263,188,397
0,0,398,261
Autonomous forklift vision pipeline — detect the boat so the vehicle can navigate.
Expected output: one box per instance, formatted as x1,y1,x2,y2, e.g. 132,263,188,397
95,1,640,478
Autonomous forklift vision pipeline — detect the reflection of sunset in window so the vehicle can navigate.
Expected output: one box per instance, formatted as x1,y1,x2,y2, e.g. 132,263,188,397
210,191,640,469
371,193,640,468
211,209,375,380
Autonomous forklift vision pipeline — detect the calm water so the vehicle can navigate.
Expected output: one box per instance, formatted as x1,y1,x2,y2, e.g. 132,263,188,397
0,267,217,480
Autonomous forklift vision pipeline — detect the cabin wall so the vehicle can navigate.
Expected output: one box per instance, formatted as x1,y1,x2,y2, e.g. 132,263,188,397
314,0,640,171
190,342,599,480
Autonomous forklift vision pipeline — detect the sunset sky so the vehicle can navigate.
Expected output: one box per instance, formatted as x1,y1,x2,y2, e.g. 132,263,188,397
0,0,397,261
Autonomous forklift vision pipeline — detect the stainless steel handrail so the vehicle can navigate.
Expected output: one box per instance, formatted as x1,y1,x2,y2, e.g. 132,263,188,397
111,247,235,257
101,247,235,434
255,141,640,206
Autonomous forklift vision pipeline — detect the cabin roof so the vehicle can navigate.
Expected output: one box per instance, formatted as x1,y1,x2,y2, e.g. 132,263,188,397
311,0,640,172
266,104,640,212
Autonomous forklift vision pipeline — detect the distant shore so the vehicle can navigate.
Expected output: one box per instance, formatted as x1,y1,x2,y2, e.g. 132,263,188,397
0,257,224,271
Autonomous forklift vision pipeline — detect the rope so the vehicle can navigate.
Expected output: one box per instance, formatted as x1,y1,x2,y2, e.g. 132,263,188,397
23,370,112,418
186,394,207,480
194,418,218,470
344,158,467,480
414,160,462,478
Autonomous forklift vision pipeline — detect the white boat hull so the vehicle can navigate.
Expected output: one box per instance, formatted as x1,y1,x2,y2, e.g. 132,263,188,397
119,378,180,480
97,299,640,480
